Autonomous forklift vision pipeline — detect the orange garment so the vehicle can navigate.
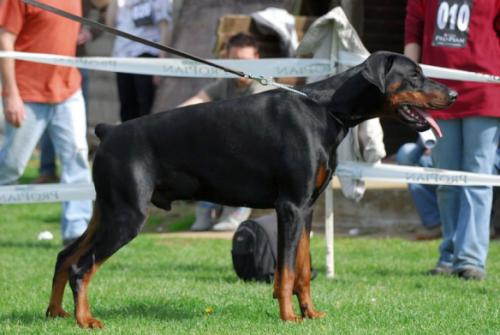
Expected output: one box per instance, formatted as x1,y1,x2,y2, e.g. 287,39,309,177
0,0,81,103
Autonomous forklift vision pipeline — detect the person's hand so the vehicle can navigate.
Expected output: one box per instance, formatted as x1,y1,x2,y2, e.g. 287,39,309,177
77,27,92,45
2,92,26,127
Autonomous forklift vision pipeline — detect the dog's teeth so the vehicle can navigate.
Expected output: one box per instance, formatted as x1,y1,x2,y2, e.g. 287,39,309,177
401,105,424,122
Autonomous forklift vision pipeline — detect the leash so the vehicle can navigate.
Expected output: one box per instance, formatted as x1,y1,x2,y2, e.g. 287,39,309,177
23,0,308,97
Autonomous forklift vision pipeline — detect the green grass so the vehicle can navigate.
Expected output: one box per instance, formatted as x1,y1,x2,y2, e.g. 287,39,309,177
1,204,500,334
1,163,500,333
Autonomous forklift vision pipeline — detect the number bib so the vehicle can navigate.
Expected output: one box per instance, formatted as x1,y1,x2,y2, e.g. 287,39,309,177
432,0,473,48
132,1,154,27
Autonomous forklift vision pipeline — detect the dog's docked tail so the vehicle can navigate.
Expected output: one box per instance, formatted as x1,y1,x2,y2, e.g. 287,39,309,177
95,123,116,141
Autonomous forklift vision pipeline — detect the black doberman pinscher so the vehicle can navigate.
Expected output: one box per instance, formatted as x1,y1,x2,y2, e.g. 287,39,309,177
46,51,456,328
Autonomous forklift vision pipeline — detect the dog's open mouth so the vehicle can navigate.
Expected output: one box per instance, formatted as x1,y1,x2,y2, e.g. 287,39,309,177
397,105,442,138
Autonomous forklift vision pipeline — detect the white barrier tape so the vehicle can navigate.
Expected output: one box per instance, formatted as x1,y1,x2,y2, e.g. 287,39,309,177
421,64,500,84
0,183,95,204
0,51,333,78
335,53,500,84
336,162,500,186
1,162,498,204
1,51,499,83
337,51,500,83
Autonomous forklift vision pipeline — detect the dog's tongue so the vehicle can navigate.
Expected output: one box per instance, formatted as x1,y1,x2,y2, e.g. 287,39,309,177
422,111,442,138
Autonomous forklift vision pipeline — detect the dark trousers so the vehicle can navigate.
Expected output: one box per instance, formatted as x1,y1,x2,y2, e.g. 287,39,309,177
116,54,156,122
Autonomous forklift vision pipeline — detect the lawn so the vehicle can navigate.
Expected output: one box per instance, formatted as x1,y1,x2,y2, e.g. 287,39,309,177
1,164,499,334
1,202,500,335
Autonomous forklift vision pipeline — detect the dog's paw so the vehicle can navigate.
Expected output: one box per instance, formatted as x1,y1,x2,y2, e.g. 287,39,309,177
280,312,303,323
303,308,326,319
283,315,304,323
46,305,70,318
77,316,104,329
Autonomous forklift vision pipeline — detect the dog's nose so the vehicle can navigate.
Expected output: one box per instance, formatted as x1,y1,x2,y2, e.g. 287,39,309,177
448,89,458,101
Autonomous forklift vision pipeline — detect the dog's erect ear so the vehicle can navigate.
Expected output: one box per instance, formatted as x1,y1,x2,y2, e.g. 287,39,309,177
361,52,395,94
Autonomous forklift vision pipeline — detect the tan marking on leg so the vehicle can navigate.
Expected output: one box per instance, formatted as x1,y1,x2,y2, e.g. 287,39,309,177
46,206,100,320
276,267,300,321
75,262,105,329
294,230,325,319
46,270,70,318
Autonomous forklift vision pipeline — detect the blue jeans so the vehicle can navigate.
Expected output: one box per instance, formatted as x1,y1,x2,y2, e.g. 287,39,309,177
38,68,90,177
39,131,57,176
396,142,440,229
432,117,499,272
0,90,92,240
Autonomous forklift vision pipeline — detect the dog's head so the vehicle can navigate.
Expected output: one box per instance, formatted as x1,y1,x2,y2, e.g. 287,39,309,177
362,51,457,137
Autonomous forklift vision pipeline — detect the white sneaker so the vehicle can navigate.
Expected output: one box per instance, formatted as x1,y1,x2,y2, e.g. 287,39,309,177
212,206,252,231
191,203,217,231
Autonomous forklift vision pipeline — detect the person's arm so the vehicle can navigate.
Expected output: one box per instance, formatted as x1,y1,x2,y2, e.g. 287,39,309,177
105,0,117,27
404,0,424,63
404,42,421,63
179,79,225,106
178,91,211,107
0,28,25,128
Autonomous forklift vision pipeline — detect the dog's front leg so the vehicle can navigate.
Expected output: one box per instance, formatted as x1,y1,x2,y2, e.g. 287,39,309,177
273,200,304,322
293,210,325,319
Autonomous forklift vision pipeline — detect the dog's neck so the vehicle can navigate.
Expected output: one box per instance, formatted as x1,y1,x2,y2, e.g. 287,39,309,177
330,80,386,127
302,66,386,128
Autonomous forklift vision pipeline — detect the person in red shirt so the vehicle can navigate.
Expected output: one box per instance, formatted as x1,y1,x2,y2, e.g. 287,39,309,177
405,0,500,280
0,0,92,245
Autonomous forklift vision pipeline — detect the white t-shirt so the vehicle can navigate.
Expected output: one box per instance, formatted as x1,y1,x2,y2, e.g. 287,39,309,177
112,0,172,57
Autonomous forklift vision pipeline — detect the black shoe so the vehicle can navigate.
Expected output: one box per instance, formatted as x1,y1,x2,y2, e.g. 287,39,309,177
427,265,453,276
455,268,485,281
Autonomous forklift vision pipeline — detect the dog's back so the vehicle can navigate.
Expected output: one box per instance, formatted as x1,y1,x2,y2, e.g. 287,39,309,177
92,92,331,209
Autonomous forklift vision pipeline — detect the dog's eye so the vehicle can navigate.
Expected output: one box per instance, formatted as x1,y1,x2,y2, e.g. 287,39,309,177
407,73,421,87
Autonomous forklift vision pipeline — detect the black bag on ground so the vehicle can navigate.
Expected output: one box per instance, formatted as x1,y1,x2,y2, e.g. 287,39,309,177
231,213,277,283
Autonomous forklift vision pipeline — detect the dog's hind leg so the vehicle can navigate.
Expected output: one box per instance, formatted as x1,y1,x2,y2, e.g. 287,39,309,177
46,258,70,318
46,205,101,319
294,210,325,319
273,200,309,322
68,202,147,328
46,250,72,318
